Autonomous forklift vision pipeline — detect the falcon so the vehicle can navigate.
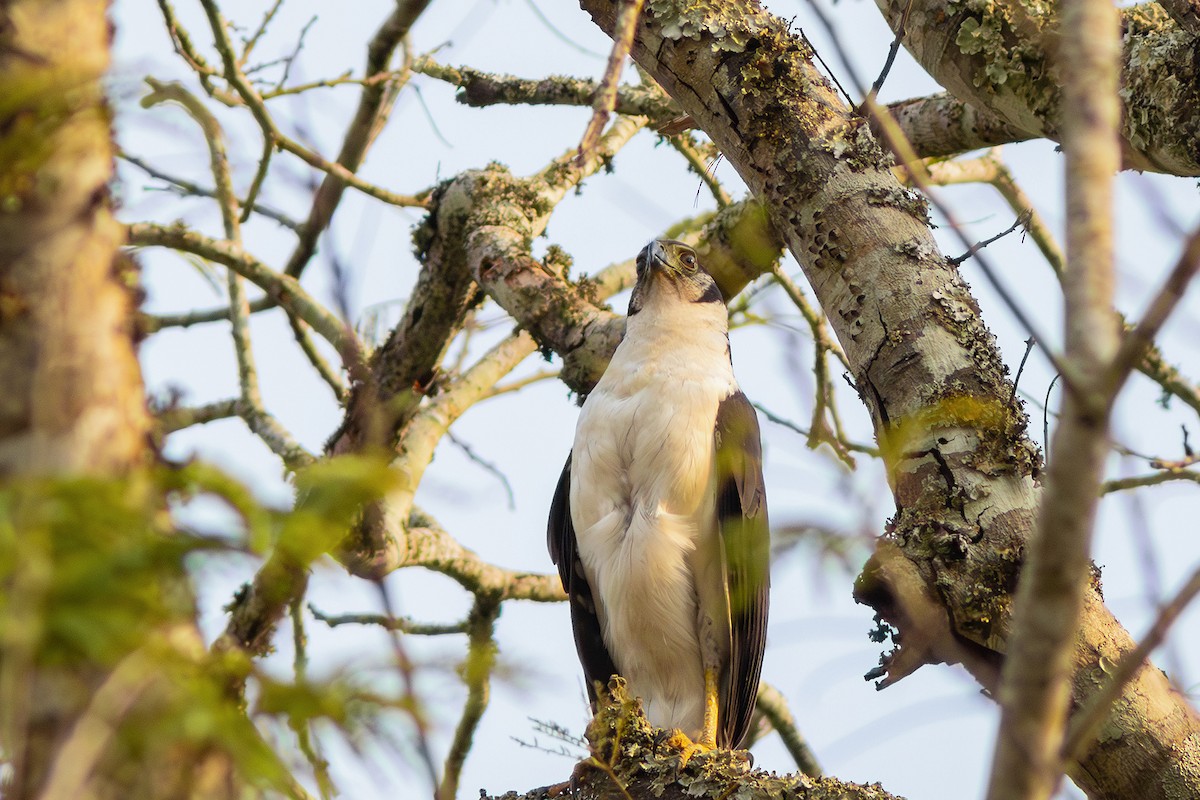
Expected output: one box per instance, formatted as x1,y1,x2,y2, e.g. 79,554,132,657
548,239,770,754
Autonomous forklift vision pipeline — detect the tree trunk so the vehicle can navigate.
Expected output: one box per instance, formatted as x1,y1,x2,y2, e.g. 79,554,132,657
575,1,1200,798
0,3,237,797
0,0,148,476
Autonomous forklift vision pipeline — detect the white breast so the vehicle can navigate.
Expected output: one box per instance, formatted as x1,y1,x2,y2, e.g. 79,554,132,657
568,295,736,736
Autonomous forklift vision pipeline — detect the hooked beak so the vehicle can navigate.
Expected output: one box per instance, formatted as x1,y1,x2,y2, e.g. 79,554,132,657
642,240,674,277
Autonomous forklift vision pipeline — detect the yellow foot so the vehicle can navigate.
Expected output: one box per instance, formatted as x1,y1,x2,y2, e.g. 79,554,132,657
664,729,716,769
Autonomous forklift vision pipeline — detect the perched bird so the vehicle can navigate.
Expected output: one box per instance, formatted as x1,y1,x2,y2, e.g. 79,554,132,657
548,239,770,754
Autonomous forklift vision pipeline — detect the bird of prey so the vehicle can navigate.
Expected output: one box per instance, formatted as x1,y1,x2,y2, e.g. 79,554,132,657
548,239,770,754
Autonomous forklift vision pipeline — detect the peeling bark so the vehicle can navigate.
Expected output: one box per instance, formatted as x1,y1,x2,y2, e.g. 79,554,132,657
573,1,1200,798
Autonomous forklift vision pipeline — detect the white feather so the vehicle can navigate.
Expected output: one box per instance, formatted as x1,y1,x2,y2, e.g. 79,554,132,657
569,279,737,736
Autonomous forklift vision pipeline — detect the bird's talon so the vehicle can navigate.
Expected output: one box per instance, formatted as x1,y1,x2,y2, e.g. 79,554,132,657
664,729,715,768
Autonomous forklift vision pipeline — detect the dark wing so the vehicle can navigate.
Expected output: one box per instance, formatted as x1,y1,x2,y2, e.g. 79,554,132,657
713,391,771,748
547,454,618,705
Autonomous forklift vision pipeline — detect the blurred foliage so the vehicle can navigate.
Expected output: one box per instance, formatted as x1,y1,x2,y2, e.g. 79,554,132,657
0,456,414,797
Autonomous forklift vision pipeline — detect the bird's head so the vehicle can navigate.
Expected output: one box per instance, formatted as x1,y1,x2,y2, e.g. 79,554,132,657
628,239,725,315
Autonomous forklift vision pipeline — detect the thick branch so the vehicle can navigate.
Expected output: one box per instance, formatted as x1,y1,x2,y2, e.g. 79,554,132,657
0,4,236,797
885,93,1035,159
0,15,148,478
874,0,1200,175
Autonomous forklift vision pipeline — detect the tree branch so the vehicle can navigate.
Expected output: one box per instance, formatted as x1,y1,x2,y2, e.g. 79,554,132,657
883,93,1035,159
439,596,501,800
755,683,822,778
413,58,679,122
872,0,1200,175
985,0,1122,789
128,223,357,356
282,1,432,277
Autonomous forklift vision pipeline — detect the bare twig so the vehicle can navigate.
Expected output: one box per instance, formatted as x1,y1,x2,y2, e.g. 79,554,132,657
128,223,357,356
239,0,284,66
753,402,880,456
183,0,428,221
439,596,501,800
794,26,853,107
1011,337,1037,404
413,58,677,120
1108,224,1200,396
264,15,317,95
197,0,280,216
142,297,277,333
285,314,348,401
923,151,1062,276
770,265,849,370
485,369,561,398
948,211,1031,266
541,113,649,202
119,151,302,232
521,0,608,57
755,683,822,778
860,0,912,108
577,0,645,165
1100,470,1200,493
445,430,516,510
309,605,467,635
139,79,241,239
139,78,313,472
157,0,225,98
282,2,430,276
925,152,1200,418
158,398,240,434
667,133,730,207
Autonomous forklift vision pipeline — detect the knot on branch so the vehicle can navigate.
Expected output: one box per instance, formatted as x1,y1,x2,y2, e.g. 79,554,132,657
854,540,1003,692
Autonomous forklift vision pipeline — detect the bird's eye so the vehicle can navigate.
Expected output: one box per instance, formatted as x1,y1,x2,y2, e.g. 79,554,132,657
681,252,697,270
